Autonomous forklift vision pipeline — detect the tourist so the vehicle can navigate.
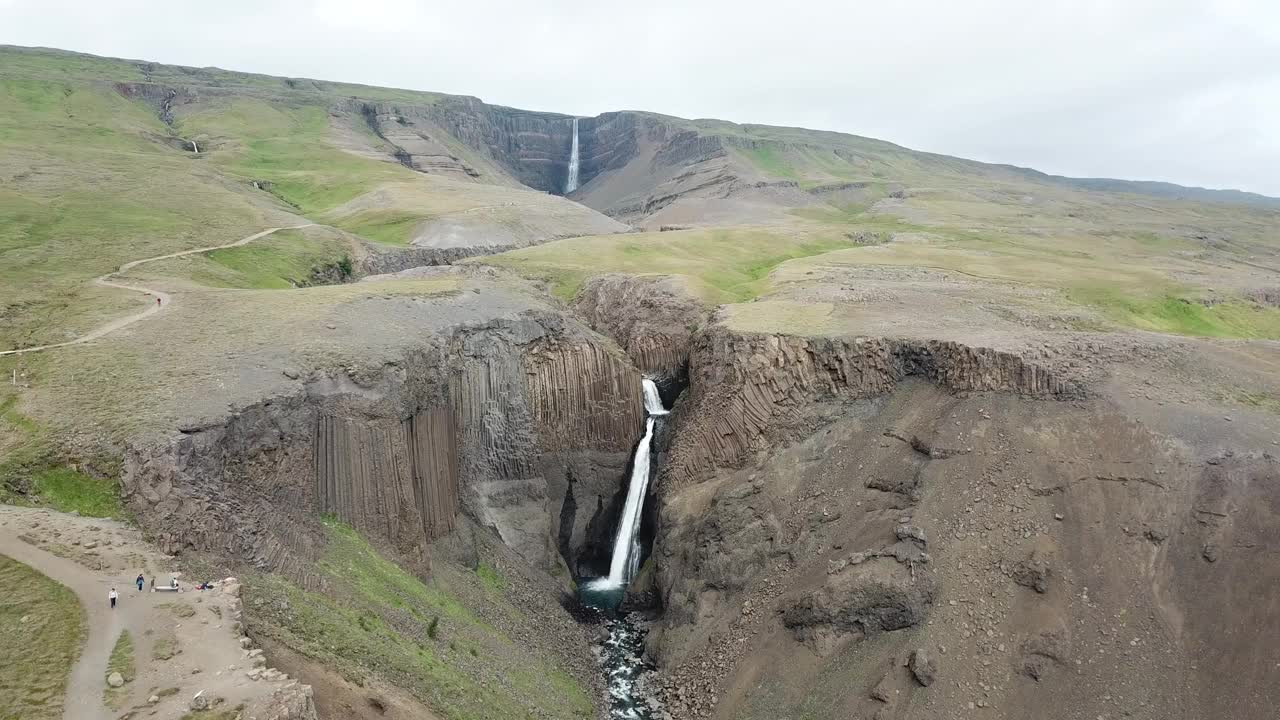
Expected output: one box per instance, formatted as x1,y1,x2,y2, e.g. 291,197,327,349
136,573,145,592
109,587,118,609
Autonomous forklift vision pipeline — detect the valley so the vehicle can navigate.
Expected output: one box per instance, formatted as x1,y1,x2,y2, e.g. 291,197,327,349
1,43,1279,720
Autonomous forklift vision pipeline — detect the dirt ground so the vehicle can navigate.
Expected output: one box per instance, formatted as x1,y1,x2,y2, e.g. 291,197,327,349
0,506,309,720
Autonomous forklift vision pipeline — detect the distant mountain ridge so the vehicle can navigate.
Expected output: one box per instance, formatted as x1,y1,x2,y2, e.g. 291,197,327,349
2,43,1273,210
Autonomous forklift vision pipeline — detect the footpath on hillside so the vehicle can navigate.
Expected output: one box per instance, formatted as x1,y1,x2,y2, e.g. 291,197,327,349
0,225,312,357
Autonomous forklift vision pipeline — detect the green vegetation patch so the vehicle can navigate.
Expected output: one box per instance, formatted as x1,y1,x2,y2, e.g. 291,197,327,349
29,467,125,519
179,99,412,215
737,143,798,179
157,602,197,618
475,562,507,593
1068,287,1280,339
244,518,591,720
0,78,266,348
331,209,425,246
104,630,136,708
150,630,179,661
479,227,859,303
152,229,356,289
0,556,87,720
0,387,125,518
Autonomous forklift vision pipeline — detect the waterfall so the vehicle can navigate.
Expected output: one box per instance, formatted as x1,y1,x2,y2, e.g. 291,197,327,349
190,139,199,154
642,379,668,416
590,378,667,589
564,118,580,194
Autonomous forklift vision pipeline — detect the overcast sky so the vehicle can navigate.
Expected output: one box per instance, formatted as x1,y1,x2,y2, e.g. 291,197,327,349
3,0,1277,196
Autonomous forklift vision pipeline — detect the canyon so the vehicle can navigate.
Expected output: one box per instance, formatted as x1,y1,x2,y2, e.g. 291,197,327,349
2,44,1280,720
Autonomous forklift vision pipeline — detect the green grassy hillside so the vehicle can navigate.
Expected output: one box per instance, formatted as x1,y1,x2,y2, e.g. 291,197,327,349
0,46,608,350
247,519,593,720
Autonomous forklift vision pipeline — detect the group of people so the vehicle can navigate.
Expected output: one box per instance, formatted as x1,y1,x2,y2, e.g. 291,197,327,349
107,572,179,608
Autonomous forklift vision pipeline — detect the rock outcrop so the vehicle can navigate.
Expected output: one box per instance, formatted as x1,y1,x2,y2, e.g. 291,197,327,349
121,311,644,581
572,273,707,382
664,327,1080,486
783,557,935,655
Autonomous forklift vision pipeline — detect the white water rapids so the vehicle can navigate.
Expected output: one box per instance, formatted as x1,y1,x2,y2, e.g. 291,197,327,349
564,117,580,193
589,378,667,590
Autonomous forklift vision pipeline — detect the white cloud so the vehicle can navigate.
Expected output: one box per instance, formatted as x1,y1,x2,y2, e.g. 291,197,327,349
2,0,1276,194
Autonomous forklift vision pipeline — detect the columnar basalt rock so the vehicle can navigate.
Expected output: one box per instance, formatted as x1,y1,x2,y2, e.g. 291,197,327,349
122,313,643,580
663,327,1081,486
313,407,460,550
572,274,707,382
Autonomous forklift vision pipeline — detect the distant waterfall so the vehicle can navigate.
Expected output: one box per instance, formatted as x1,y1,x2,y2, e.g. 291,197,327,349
564,118,580,194
190,139,199,154
591,378,666,589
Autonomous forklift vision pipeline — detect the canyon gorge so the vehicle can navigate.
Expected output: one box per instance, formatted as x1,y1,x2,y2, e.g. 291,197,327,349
2,44,1279,720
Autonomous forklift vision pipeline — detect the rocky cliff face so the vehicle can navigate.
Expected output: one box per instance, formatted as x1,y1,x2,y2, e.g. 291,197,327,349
121,311,644,582
572,273,708,382
350,98,805,225
642,321,1280,720
414,98,577,193
663,326,1080,487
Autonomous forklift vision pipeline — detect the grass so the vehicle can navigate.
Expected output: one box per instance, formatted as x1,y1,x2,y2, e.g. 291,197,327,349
104,631,136,708
477,226,860,303
738,144,798,179
1068,287,1280,339
330,209,425,246
244,518,592,719
0,387,127,518
0,556,87,720
0,78,267,348
150,631,179,661
475,562,508,593
0,388,53,498
178,98,411,215
136,228,355,290
29,467,126,519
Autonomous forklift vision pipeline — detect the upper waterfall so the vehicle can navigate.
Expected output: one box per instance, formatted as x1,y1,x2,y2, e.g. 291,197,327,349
643,378,668,416
564,118,580,194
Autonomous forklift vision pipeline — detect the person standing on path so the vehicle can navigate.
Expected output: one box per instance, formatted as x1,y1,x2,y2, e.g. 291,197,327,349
109,587,118,609
136,573,144,592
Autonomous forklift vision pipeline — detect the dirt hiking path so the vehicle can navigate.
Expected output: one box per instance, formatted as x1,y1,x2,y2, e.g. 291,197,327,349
0,505,312,720
0,519,133,720
0,225,313,357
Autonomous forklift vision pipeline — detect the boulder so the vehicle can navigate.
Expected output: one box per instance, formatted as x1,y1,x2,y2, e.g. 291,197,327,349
782,558,935,653
1008,551,1051,593
190,690,209,711
895,525,927,546
106,672,125,688
908,648,937,686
